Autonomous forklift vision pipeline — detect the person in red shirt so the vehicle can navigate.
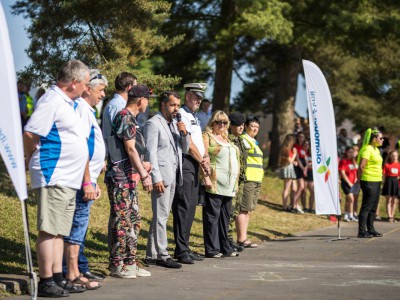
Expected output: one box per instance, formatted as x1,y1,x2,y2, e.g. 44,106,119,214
381,150,400,222
339,147,358,221
292,132,307,213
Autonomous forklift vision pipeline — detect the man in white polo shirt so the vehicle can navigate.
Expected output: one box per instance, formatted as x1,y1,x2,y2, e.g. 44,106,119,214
24,60,90,298
172,83,210,264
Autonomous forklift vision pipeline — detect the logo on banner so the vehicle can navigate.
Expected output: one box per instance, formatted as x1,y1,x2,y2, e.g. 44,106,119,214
310,90,331,183
317,157,331,182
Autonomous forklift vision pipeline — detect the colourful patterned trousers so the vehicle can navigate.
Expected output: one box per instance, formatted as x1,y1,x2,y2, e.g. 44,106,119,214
106,184,141,266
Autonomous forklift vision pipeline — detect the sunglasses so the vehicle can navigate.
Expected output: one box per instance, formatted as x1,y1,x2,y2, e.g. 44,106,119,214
214,121,228,126
90,74,103,82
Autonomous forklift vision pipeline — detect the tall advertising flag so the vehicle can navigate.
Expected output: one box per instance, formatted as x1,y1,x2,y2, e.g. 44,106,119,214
0,2,28,201
0,2,37,298
303,60,340,215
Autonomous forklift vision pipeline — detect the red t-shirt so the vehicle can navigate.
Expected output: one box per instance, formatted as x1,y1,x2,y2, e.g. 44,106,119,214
338,159,358,184
294,144,307,159
383,162,400,177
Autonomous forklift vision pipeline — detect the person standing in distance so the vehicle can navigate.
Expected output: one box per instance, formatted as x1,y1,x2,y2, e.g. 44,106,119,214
144,91,190,268
24,60,90,298
236,115,264,248
357,129,384,238
172,83,210,264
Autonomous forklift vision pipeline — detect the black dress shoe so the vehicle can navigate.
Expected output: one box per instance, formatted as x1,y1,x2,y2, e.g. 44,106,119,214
177,255,194,264
189,251,205,261
144,258,157,265
156,258,182,269
82,271,104,281
368,230,383,237
358,232,373,238
230,241,244,253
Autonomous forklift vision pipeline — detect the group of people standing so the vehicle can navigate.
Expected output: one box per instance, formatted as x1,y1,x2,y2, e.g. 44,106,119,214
279,125,395,239
23,60,265,298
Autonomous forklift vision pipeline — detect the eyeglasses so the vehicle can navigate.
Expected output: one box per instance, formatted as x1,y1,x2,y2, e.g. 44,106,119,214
89,74,103,82
377,137,384,140
214,121,228,126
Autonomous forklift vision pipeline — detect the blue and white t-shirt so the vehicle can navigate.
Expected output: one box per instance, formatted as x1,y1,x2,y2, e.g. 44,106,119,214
179,106,205,158
76,98,106,184
25,85,88,190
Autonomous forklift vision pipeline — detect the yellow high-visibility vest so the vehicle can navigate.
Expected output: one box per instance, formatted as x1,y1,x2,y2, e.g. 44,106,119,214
241,133,264,182
26,93,34,117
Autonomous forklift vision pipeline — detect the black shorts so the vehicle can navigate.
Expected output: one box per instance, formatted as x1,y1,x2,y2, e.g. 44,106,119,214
305,169,313,182
341,181,352,195
294,158,307,179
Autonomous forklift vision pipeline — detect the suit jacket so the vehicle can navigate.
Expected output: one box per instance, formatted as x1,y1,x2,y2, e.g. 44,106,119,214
143,112,190,186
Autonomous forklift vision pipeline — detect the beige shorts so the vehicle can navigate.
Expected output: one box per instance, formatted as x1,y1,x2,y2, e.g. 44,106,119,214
35,185,77,236
240,181,261,212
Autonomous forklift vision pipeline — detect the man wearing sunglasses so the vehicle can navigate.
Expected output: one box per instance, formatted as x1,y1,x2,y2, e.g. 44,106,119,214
172,83,209,264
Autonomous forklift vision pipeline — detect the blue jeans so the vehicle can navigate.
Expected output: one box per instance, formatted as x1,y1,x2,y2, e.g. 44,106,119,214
63,185,94,274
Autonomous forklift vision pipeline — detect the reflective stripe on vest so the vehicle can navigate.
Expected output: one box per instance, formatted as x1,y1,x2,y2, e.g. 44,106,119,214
241,134,264,182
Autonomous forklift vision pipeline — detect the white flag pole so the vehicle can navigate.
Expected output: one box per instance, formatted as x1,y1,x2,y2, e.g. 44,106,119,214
0,2,37,298
303,60,346,241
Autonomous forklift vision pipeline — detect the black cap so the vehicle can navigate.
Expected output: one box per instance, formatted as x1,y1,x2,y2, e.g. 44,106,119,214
229,112,245,126
128,84,151,98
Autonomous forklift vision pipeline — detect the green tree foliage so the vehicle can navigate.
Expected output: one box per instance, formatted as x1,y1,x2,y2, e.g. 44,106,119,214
236,0,400,169
154,0,292,111
12,0,182,92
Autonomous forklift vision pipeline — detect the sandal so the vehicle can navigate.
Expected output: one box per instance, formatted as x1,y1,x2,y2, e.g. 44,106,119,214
57,279,86,293
72,274,102,290
237,239,258,248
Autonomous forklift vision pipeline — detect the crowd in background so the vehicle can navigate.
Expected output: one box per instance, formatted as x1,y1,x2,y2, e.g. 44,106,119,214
22,60,265,298
279,120,400,226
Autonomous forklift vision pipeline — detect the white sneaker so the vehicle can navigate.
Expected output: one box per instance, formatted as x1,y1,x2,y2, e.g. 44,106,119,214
343,216,351,222
128,263,151,277
110,263,137,279
296,206,304,214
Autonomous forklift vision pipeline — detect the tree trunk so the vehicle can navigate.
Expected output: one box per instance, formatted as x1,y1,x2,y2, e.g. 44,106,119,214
268,46,302,170
212,0,236,113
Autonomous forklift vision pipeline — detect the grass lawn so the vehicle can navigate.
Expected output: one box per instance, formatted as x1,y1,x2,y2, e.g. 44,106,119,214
0,160,396,278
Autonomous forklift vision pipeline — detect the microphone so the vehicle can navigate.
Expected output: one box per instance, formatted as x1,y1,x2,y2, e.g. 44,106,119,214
176,113,184,137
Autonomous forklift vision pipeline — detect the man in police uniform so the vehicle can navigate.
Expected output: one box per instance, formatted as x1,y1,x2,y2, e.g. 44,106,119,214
172,83,209,264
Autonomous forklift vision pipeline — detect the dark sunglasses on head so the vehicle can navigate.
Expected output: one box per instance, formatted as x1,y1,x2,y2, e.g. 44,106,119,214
90,74,103,82
214,121,228,126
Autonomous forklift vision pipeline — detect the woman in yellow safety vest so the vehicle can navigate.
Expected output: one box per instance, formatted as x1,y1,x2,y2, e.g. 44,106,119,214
236,115,264,248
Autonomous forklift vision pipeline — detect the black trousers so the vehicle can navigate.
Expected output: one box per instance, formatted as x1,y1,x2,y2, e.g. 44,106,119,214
203,192,233,256
172,156,199,258
359,180,381,234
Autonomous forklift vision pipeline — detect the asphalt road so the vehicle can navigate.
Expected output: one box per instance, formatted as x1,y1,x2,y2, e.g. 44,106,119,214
7,221,400,300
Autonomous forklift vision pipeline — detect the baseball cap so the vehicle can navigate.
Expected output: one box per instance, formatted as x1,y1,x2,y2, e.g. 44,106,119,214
184,83,207,98
229,112,245,126
128,84,151,98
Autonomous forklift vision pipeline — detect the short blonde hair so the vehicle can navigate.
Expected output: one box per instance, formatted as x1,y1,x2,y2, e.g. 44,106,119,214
205,110,230,139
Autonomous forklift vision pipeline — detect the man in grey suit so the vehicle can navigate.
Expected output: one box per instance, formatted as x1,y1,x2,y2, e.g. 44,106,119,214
144,91,190,268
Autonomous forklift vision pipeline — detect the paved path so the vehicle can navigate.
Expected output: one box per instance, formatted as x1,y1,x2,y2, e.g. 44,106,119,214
7,222,400,299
